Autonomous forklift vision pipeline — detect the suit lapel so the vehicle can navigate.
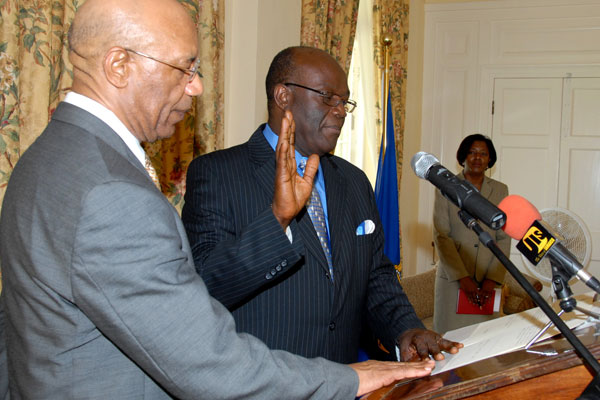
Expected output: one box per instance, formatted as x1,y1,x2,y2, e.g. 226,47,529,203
321,155,350,288
298,210,331,276
248,126,278,199
480,175,494,200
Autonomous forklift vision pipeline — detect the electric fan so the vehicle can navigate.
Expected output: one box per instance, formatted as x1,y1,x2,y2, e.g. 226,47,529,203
520,207,592,285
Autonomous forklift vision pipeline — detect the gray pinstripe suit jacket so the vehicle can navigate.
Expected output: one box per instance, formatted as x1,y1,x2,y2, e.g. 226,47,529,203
182,125,423,364
0,104,357,399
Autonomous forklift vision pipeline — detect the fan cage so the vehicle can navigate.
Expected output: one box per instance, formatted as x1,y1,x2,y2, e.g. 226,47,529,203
520,207,592,283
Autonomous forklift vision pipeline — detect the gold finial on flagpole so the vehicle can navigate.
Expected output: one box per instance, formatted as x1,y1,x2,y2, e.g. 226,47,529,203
381,37,392,159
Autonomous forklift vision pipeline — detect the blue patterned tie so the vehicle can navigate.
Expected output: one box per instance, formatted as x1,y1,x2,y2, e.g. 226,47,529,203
300,160,334,281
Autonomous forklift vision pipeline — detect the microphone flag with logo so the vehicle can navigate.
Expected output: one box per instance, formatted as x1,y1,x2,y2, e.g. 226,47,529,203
498,194,600,293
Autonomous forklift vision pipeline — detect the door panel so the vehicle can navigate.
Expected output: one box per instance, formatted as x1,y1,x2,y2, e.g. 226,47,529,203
491,78,562,210
559,78,600,283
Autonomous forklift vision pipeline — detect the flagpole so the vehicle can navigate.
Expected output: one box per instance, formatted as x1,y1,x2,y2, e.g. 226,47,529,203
381,37,392,159
375,37,402,276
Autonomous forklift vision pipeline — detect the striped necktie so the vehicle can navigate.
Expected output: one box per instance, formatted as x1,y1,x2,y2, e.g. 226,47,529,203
300,160,334,281
144,153,161,190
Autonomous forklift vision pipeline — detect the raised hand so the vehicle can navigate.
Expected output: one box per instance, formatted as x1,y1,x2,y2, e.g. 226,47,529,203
272,110,319,228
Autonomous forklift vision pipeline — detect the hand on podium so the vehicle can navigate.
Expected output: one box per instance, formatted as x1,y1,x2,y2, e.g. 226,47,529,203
396,328,463,361
350,359,435,397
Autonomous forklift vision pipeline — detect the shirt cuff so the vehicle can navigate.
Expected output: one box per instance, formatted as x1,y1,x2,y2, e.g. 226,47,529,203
285,226,293,243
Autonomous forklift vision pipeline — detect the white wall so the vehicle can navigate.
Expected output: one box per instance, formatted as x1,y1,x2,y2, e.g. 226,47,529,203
401,0,428,277
224,0,302,147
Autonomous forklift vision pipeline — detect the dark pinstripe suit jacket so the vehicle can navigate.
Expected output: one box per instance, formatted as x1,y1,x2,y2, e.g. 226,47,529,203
182,125,423,363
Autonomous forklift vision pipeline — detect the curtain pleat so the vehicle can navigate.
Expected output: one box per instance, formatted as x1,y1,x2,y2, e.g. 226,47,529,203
300,0,360,74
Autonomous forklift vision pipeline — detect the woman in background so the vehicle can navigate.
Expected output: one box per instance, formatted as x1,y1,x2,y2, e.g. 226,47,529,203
433,134,511,333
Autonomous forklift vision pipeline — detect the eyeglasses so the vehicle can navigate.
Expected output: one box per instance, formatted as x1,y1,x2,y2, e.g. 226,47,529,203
284,82,357,113
125,48,203,83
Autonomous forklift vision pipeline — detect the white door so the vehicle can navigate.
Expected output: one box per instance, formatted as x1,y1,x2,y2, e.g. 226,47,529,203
558,77,600,290
491,77,600,293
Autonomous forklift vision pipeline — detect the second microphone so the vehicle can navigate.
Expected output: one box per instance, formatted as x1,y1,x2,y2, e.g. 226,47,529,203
411,151,506,230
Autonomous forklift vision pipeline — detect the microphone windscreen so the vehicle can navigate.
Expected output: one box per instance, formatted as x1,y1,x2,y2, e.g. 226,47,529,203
411,152,439,179
498,194,541,240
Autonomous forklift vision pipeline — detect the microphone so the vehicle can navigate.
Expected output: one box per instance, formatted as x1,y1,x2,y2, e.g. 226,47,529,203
498,194,600,293
411,151,506,230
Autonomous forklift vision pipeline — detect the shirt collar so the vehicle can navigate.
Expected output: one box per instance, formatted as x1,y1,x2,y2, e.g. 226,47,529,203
63,92,146,166
262,123,311,173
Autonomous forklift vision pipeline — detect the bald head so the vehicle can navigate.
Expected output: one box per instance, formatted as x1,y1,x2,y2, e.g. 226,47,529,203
67,0,203,143
69,0,194,68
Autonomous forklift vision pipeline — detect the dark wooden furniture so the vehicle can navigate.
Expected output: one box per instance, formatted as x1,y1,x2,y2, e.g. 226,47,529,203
363,326,600,399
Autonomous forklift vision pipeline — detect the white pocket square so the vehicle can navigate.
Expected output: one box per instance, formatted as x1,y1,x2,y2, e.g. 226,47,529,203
356,219,375,235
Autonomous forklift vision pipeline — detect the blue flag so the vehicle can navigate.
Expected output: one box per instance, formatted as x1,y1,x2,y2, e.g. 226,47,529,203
374,86,401,269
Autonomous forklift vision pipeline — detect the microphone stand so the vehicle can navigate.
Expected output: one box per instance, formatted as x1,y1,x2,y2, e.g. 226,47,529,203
523,264,600,352
551,263,600,321
457,210,600,384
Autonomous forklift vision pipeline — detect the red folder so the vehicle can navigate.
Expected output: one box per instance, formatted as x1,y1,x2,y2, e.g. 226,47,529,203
456,288,501,315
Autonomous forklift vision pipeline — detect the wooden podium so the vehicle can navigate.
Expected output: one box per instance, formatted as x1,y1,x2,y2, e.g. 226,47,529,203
363,326,600,399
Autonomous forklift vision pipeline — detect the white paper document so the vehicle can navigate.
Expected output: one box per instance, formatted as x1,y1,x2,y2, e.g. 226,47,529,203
431,293,600,376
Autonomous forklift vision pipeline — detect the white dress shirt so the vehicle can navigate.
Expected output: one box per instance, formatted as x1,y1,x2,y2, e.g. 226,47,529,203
63,92,146,167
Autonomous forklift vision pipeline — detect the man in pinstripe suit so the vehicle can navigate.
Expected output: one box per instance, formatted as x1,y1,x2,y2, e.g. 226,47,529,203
182,46,461,364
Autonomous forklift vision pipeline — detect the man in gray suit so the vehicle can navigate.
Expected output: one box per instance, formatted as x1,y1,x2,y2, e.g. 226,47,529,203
0,0,437,398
